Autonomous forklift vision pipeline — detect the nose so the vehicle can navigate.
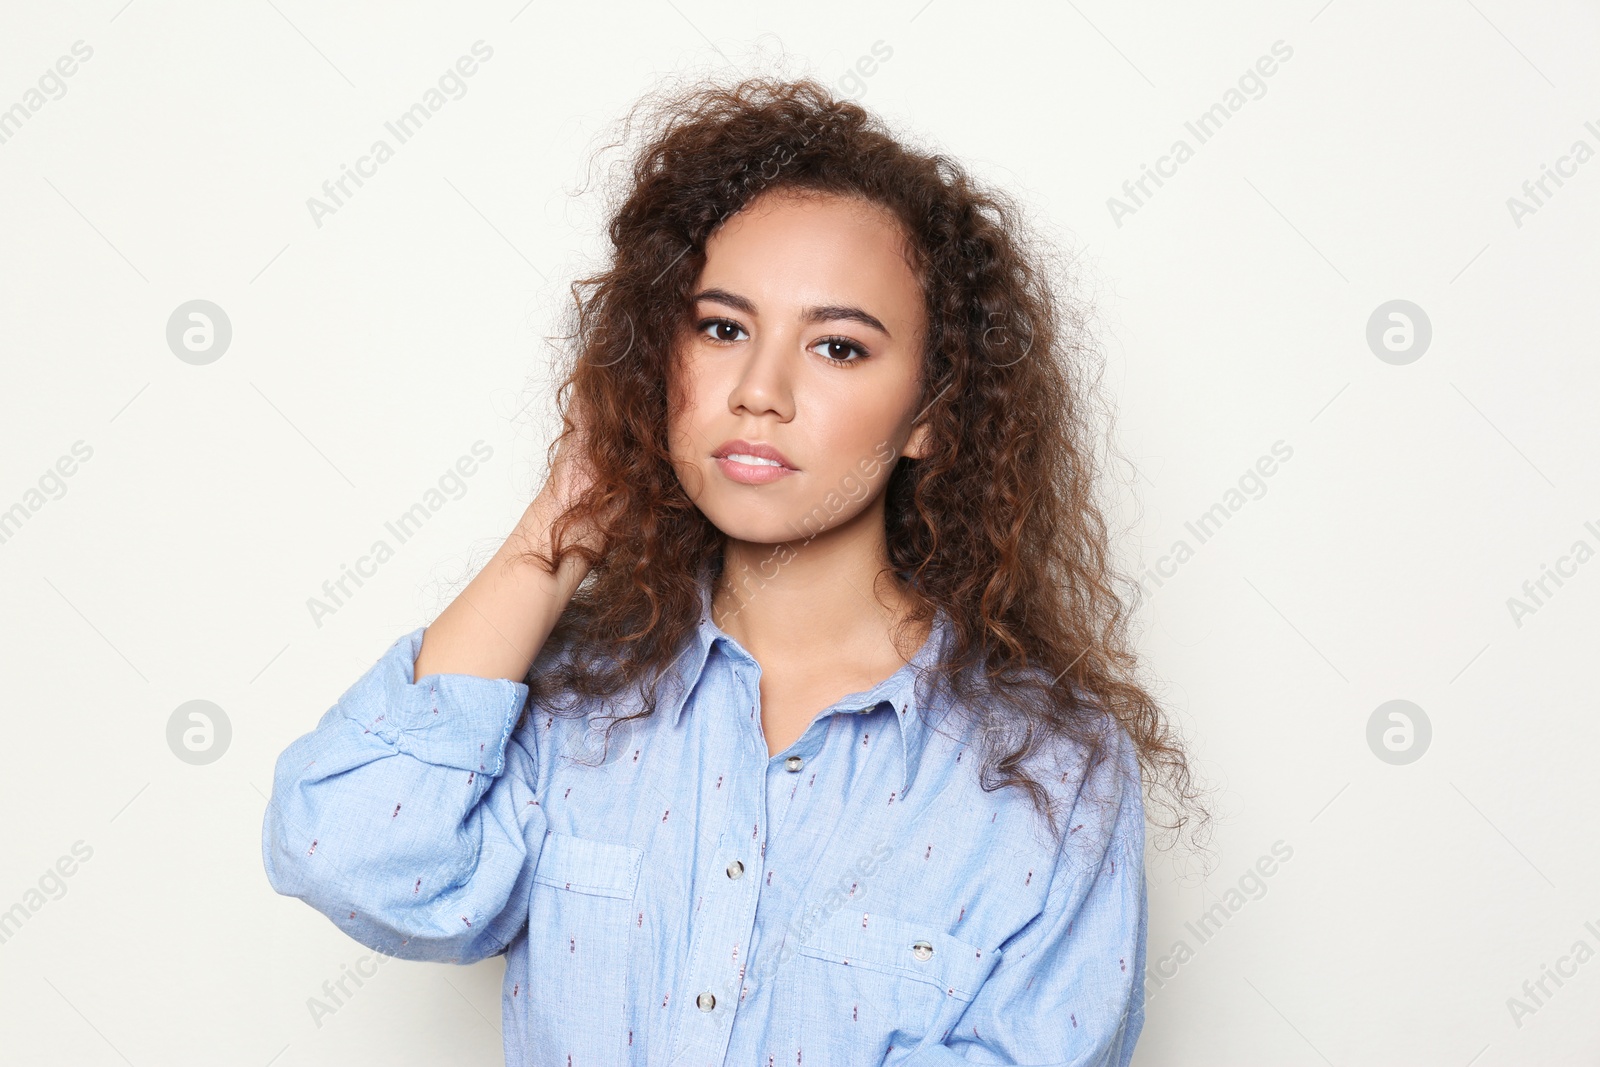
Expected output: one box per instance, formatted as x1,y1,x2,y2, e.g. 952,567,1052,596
726,327,794,421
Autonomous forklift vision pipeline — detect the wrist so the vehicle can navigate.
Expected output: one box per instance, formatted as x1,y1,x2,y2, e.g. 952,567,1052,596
512,491,597,578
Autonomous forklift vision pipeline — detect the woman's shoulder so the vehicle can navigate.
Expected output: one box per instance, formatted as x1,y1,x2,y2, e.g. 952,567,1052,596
510,628,681,769
926,672,1142,864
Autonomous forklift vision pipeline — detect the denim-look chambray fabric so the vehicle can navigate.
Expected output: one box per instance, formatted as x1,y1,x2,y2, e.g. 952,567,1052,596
262,566,1148,1067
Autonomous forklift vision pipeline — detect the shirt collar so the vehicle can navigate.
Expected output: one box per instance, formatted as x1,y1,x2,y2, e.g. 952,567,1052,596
659,557,952,801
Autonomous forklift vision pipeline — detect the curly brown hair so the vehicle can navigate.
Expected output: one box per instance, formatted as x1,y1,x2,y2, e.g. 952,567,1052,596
519,71,1210,858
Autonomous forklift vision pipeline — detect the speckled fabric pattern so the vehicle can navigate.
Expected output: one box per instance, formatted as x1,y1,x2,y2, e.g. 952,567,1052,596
263,569,1147,1066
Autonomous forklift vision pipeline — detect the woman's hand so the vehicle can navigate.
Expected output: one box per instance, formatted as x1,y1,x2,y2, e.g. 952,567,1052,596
547,402,598,506
536,399,611,557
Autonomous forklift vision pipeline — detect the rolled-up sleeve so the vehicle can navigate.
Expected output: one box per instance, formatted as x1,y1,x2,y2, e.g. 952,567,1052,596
261,626,548,965
903,725,1148,1067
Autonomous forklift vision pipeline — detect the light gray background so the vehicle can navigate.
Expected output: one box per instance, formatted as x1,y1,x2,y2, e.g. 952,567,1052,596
2,1,1596,1064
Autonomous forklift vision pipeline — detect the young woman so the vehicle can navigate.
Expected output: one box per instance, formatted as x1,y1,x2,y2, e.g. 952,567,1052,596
263,75,1203,1066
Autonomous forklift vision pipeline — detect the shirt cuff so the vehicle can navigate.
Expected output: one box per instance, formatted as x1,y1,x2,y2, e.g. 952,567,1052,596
341,625,529,777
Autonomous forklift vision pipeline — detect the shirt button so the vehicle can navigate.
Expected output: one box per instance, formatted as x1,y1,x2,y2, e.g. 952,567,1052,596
784,755,804,772
697,991,716,1011
726,859,744,879
911,940,934,961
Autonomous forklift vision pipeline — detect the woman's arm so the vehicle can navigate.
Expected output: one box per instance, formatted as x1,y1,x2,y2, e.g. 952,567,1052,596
900,727,1149,1067
412,488,592,683
260,625,544,964
261,439,602,962
415,398,604,681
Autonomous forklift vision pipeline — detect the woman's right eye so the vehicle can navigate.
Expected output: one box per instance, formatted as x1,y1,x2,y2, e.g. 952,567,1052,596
698,317,747,344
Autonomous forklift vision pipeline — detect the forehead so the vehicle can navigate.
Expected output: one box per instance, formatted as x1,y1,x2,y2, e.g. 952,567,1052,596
697,189,924,308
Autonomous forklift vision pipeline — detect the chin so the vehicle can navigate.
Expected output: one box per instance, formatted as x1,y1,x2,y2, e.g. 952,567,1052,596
698,505,813,547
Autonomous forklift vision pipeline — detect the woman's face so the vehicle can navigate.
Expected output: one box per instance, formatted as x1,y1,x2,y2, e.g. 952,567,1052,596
666,188,931,547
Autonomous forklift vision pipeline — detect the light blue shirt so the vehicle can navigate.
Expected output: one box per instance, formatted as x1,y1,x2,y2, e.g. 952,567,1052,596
262,568,1148,1066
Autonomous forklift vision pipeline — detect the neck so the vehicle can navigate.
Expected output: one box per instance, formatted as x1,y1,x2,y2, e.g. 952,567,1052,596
710,502,926,670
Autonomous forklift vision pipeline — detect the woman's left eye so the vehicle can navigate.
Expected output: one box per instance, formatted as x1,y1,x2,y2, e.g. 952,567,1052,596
811,336,869,366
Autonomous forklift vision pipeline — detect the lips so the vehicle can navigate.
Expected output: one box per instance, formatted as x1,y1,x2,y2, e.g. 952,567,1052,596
711,439,797,471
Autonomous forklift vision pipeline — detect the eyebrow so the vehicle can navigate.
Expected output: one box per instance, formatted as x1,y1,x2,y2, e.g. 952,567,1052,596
690,287,891,339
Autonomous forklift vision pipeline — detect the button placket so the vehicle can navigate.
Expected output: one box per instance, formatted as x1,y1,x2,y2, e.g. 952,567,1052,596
764,718,827,846
670,685,768,1067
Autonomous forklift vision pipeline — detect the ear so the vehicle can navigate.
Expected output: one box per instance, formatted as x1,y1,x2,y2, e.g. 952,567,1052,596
902,417,931,461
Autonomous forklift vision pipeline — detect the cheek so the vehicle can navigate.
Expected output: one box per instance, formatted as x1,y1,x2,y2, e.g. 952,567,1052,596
816,386,912,458
668,389,716,455
665,410,700,468
665,362,712,447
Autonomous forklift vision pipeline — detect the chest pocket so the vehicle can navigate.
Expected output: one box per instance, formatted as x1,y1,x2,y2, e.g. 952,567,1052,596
795,906,1001,1001
533,829,644,898
522,830,643,1063
786,905,1002,1056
